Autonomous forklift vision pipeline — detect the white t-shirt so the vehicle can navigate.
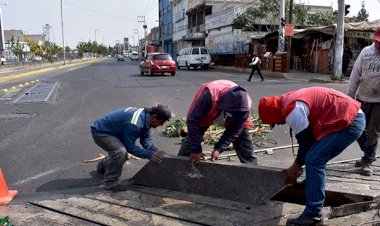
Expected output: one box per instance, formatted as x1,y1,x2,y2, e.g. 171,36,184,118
251,57,260,65
285,101,310,135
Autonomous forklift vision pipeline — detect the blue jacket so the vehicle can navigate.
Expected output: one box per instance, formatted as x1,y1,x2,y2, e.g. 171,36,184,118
91,107,158,159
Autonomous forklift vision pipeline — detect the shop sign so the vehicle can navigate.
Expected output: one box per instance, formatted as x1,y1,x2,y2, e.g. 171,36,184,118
346,31,374,40
284,24,294,37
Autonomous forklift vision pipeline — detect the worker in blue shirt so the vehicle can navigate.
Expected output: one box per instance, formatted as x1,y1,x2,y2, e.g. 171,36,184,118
91,104,172,191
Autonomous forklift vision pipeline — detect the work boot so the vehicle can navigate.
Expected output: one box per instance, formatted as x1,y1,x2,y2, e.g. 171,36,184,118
105,182,127,192
354,159,363,167
361,165,373,176
286,212,324,226
96,159,106,175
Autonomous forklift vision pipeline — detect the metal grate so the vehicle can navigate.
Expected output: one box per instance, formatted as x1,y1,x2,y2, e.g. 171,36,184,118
14,81,60,103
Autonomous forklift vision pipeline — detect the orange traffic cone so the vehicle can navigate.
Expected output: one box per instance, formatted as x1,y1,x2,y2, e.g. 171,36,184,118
0,168,18,205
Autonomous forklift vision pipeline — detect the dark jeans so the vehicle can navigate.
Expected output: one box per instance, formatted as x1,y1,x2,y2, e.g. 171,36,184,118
248,65,264,81
92,134,129,186
303,112,365,215
357,101,380,165
178,128,257,164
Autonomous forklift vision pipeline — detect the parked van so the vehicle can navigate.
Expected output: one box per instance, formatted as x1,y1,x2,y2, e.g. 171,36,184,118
129,51,139,61
176,47,211,70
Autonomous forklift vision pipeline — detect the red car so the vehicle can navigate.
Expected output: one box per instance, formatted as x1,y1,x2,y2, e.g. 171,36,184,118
140,53,176,76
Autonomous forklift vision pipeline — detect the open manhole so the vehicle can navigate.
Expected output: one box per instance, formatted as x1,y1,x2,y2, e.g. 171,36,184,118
271,179,378,218
13,81,60,103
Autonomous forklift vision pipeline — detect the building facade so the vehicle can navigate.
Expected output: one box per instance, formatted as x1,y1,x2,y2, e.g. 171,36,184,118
171,0,190,60
159,0,175,58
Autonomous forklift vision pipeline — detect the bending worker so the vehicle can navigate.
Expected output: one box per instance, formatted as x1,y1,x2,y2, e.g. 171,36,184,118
258,87,365,226
178,80,257,165
91,104,172,191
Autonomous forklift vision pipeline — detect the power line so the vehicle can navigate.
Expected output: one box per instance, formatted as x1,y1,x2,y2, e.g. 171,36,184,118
141,0,156,15
145,0,158,17
64,1,136,22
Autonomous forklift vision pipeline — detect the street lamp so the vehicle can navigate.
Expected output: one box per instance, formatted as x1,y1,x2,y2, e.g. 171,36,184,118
60,0,66,65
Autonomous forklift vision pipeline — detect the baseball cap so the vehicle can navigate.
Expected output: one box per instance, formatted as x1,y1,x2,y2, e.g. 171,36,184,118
374,28,380,42
145,104,172,121
258,96,285,127
219,86,251,112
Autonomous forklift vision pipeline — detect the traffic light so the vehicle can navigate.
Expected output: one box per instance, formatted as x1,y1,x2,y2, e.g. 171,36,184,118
345,4,350,16
280,18,285,27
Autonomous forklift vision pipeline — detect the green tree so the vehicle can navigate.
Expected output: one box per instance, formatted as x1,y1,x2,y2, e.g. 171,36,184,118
45,42,62,62
306,12,336,27
65,46,71,53
9,36,24,60
292,3,308,26
24,36,45,60
234,0,336,31
234,0,279,32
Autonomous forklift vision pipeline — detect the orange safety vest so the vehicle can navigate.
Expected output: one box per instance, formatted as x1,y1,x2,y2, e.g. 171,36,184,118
281,87,361,140
187,80,253,128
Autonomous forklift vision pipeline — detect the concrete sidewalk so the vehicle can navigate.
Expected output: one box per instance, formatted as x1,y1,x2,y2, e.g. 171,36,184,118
211,65,349,83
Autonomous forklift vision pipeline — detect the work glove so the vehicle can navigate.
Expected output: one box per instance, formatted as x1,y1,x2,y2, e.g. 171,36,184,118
284,162,302,186
189,152,205,166
210,150,220,161
150,150,166,164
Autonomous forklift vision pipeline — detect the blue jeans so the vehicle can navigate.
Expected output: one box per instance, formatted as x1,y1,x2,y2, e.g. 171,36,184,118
304,112,365,215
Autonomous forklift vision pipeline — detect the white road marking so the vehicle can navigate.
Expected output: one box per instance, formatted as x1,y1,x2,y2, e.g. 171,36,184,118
14,168,60,185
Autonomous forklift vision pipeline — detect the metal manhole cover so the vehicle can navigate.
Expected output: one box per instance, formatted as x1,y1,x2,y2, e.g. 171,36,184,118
14,81,60,103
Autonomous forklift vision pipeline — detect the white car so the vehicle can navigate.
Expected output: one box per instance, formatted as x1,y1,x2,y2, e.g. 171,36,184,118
129,51,139,61
176,47,211,70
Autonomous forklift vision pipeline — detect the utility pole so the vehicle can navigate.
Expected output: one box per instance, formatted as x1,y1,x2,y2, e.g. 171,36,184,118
94,29,99,43
278,0,285,52
0,4,6,58
333,0,345,80
138,16,147,58
60,0,66,65
133,29,140,59
286,0,293,71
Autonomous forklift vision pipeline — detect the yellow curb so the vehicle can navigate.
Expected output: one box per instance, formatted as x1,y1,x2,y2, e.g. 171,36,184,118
1,79,40,92
0,59,104,83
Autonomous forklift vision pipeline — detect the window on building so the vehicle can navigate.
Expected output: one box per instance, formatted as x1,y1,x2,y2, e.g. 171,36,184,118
205,7,212,16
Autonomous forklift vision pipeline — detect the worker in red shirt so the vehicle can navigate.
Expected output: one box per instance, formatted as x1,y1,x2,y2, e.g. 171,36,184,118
178,80,257,165
258,87,365,226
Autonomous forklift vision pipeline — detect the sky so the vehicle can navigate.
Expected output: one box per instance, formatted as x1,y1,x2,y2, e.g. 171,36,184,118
2,0,379,49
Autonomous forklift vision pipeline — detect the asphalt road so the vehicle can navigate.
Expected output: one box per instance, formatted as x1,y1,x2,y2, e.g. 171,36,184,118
0,58,372,203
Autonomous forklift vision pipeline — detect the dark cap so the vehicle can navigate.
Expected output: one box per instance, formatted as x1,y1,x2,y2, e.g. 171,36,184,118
145,104,172,121
219,86,251,112
375,28,380,42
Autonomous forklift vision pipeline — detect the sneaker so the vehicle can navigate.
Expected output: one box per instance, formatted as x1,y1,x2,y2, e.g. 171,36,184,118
246,79,251,82
354,159,363,167
105,183,127,192
286,212,324,226
361,165,373,176
96,160,106,175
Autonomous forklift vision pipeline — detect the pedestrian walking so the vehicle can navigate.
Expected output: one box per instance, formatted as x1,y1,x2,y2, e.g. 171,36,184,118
91,104,172,191
247,54,264,82
348,28,380,176
258,87,365,226
342,45,353,76
178,80,257,166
